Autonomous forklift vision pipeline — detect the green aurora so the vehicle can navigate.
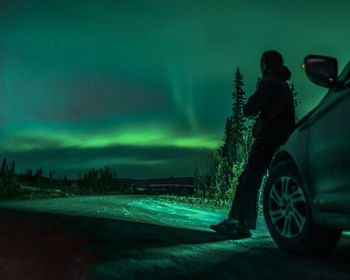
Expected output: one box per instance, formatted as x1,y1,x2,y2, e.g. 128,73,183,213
0,0,349,178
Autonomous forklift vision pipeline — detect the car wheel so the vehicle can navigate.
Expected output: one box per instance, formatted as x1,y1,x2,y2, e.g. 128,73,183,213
263,160,342,256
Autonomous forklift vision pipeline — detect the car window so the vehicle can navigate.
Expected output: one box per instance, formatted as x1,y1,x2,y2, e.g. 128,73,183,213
338,75,350,90
338,61,350,82
338,61,350,88
326,61,350,96
344,78,350,87
319,82,349,108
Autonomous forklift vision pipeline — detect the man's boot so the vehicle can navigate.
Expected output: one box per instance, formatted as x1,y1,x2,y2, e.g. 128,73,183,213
209,218,252,239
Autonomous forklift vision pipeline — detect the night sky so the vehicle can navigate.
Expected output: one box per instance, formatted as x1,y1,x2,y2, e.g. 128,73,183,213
0,0,349,179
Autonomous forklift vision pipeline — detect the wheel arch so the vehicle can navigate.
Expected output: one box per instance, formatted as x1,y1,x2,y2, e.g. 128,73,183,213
268,148,311,197
269,150,295,169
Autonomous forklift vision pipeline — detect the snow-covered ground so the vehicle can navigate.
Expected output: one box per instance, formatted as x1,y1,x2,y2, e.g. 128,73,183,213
1,195,349,280
0,195,269,237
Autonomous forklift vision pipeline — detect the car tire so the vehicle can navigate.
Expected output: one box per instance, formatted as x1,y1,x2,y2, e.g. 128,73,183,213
263,160,342,256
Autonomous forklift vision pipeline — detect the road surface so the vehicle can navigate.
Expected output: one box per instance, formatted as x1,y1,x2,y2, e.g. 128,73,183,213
0,195,349,280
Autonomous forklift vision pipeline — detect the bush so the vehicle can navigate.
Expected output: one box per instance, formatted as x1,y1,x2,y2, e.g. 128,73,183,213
224,159,246,201
193,149,218,199
70,183,80,194
0,176,19,200
79,166,119,195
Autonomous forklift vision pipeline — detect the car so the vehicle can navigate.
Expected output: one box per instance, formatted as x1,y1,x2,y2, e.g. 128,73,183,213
262,54,350,256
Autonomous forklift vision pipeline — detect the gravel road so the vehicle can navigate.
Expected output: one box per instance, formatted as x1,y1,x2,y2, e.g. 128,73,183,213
0,195,349,280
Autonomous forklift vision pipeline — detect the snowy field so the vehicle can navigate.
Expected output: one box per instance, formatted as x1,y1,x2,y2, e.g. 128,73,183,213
0,195,270,237
0,195,350,280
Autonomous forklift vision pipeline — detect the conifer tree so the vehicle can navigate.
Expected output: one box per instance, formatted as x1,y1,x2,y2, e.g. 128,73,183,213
231,67,246,162
220,116,234,163
34,168,43,188
214,153,231,200
290,82,299,122
1,158,6,177
240,77,262,162
214,68,248,201
10,160,15,176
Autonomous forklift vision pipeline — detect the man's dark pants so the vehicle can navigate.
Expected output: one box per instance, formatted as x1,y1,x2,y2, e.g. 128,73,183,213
228,137,285,230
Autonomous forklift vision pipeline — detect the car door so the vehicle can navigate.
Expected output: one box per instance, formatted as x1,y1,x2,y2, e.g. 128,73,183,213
304,78,350,208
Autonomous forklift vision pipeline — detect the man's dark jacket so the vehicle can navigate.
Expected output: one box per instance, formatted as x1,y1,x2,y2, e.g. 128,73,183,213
244,66,295,140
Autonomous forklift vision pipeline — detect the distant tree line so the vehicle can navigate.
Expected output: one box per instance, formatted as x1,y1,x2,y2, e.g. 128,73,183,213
0,158,18,199
80,166,119,194
0,159,133,200
193,68,299,203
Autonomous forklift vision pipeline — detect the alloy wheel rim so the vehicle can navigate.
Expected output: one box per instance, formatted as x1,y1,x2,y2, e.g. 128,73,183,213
268,176,307,238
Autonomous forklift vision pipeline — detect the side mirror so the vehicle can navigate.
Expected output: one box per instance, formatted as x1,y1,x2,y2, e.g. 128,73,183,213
303,55,338,88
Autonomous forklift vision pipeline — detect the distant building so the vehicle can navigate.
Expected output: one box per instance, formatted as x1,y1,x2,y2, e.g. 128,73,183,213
134,184,196,195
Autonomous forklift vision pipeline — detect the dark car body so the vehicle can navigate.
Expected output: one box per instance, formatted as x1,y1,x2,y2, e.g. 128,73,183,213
270,58,350,230
262,56,350,255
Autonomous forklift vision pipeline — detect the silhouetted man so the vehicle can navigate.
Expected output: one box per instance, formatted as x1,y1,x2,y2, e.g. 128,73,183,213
210,50,295,238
